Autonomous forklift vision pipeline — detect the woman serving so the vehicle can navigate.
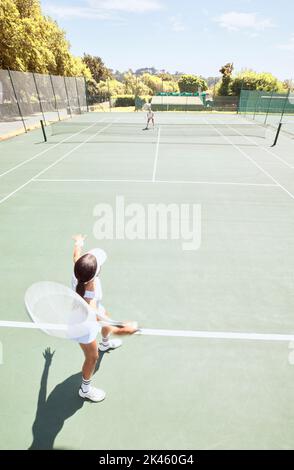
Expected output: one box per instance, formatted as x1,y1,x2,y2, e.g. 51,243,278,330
72,234,138,402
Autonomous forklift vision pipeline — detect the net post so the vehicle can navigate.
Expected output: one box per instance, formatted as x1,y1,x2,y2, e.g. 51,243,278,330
271,122,282,147
8,68,27,133
33,73,46,125
50,74,61,121
40,120,47,142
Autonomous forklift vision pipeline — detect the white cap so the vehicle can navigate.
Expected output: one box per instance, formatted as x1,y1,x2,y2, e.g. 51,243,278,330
88,248,107,276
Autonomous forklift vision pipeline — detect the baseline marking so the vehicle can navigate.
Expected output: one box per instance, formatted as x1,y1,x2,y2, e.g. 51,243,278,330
33,178,278,187
0,320,294,342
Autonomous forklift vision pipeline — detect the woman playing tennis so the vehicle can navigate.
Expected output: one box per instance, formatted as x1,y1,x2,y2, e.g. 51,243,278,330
145,106,155,129
72,234,138,402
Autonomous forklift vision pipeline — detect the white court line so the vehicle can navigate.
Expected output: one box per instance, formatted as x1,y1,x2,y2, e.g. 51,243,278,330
215,118,294,170
203,118,294,202
33,178,278,187
152,126,161,182
0,121,118,206
0,119,106,179
1,320,294,342
137,328,294,342
0,321,67,330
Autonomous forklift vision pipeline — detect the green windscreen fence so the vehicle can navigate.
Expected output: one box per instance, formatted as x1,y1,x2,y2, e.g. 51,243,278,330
239,89,294,124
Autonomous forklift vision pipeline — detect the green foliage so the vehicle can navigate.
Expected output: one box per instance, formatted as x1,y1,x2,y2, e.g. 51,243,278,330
157,72,173,81
14,0,41,18
0,0,91,77
96,78,124,96
178,75,208,93
123,72,151,95
141,73,179,94
231,70,287,95
86,78,105,104
82,54,112,83
218,63,234,96
115,95,135,107
0,0,23,71
141,73,161,94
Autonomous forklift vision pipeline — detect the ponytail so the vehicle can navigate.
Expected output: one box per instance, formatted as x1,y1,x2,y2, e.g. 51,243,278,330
76,280,86,298
74,253,97,299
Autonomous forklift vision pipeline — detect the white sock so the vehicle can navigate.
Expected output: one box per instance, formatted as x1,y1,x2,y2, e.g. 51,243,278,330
81,377,91,393
102,335,110,346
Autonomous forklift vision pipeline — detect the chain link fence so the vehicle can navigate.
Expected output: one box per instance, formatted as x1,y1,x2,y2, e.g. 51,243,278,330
0,69,88,139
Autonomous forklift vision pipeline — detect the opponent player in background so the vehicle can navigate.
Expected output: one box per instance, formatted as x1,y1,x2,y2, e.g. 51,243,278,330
145,105,155,130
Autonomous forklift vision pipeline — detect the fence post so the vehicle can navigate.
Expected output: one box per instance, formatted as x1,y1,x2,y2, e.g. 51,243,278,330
237,80,244,114
279,88,291,123
33,73,46,125
264,91,274,125
253,92,261,120
107,79,111,112
8,68,27,132
75,77,82,114
84,77,89,112
50,75,60,121
63,77,72,118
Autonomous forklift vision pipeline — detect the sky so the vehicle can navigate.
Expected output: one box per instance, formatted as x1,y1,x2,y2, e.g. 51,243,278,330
41,0,294,79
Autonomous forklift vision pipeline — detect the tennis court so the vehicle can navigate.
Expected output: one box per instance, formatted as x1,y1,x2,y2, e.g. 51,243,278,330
0,111,294,450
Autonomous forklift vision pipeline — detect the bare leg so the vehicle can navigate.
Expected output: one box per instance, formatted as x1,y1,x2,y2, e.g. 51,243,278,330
79,340,99,380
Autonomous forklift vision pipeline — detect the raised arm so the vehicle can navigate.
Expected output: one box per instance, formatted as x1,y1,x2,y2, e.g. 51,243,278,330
72,234,87,263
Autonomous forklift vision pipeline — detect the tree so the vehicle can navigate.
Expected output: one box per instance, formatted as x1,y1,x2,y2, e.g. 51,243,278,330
157,72,173,82
283,79,293,91
14,0,41,18
141,73,162,94
123,72,151,95
0,0,23,71
140,73,179,94
230,70,286,95
218,63,234,96
0,0,91,77
82,54,112,83
178,75,208,93
96,78,124,96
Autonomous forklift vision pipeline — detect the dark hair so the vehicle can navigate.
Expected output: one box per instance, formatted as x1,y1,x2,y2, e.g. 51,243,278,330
74,254,97,298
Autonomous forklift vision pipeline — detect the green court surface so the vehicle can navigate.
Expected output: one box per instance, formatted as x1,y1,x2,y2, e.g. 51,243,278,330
0,112,294,450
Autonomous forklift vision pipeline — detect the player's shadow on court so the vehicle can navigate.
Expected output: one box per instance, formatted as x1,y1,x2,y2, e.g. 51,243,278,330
29,347,105,450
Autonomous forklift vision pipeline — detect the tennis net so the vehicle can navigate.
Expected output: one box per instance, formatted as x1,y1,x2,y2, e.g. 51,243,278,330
44,120,267,141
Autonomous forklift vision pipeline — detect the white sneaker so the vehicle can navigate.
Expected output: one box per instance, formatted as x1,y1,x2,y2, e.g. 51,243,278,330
79,386,106,402
99,338,122,352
